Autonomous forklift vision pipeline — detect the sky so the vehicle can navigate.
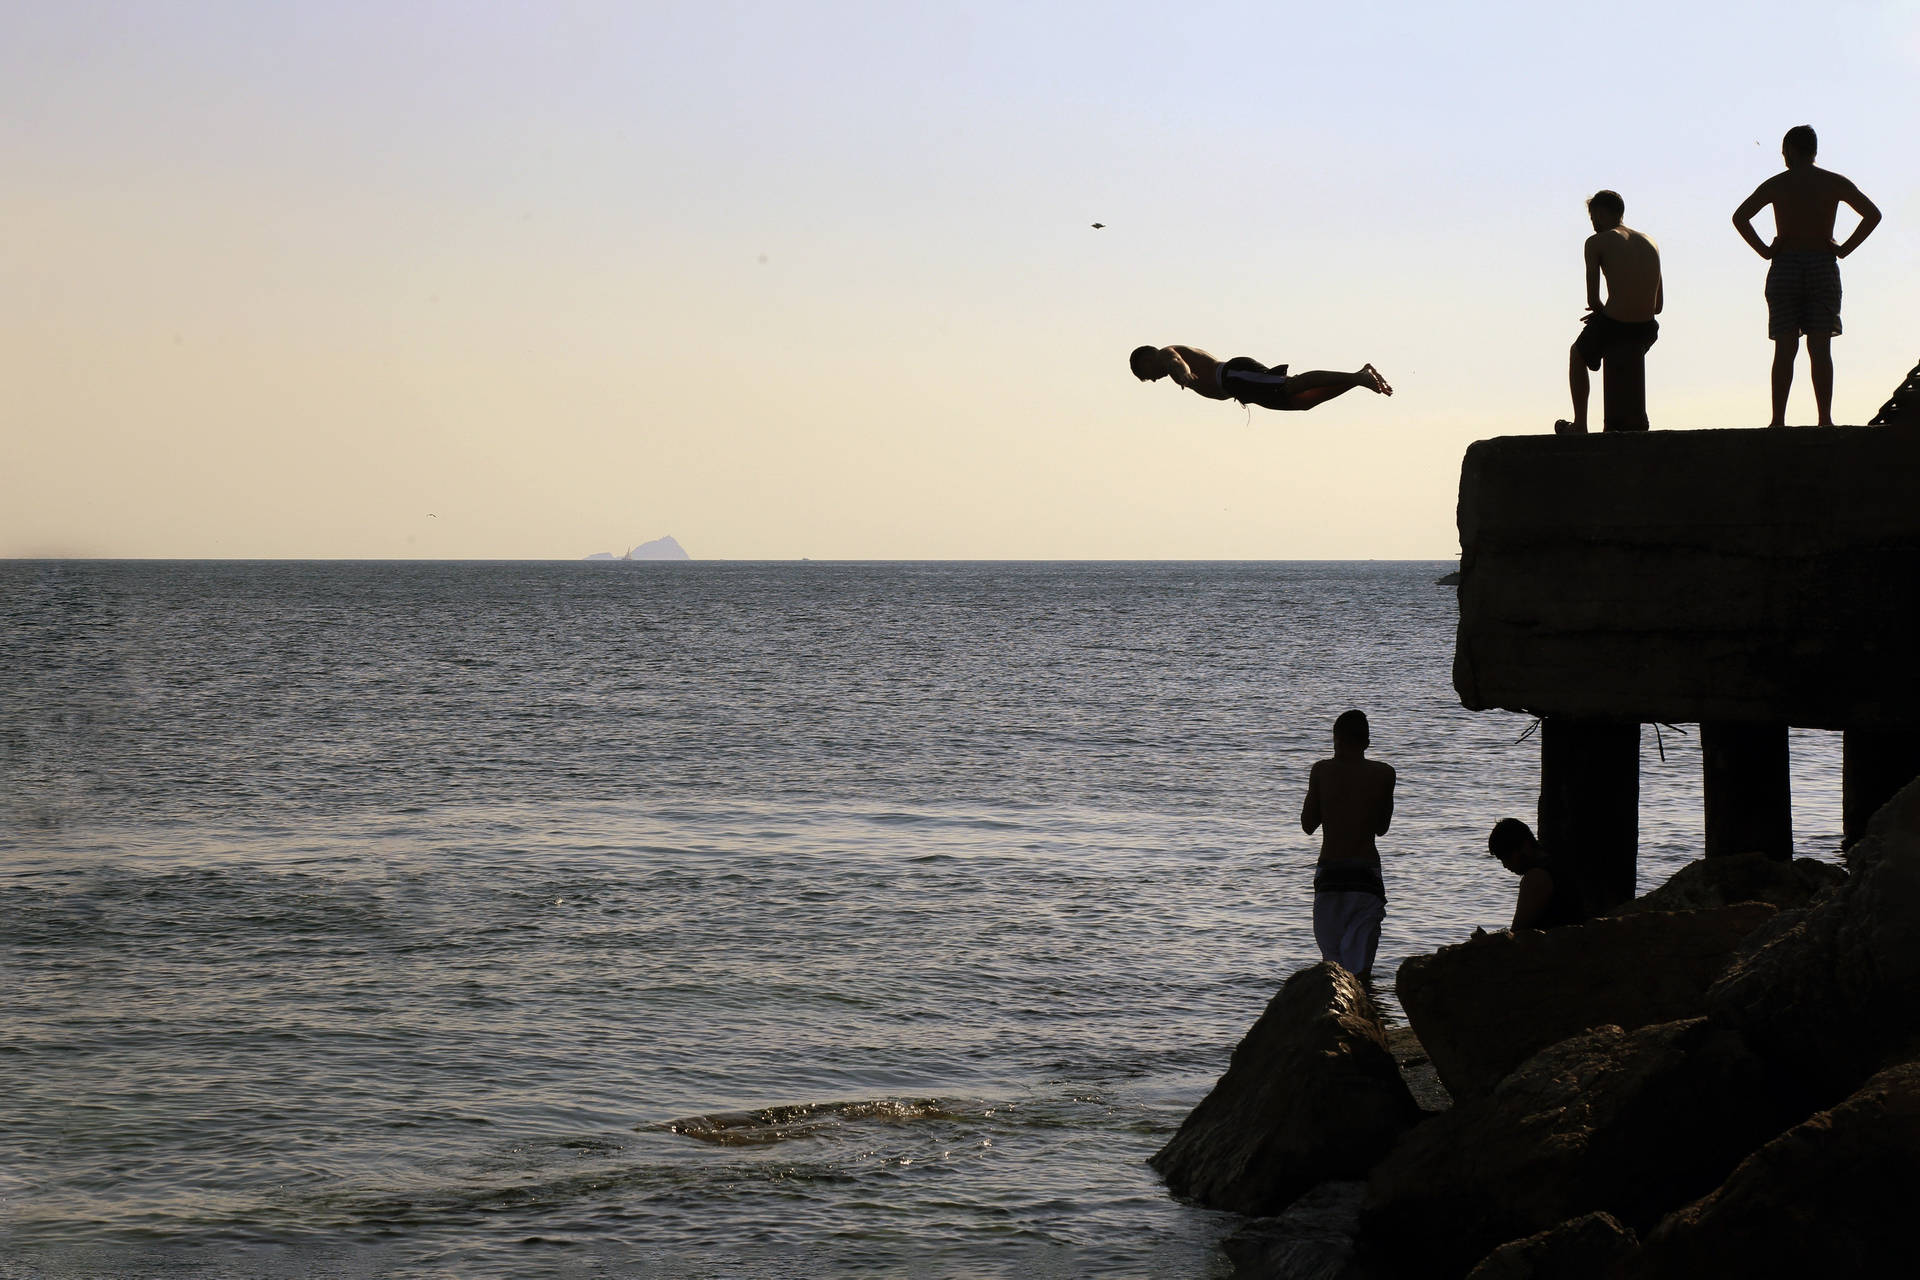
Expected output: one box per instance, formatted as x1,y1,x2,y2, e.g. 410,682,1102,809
5,0,1918,559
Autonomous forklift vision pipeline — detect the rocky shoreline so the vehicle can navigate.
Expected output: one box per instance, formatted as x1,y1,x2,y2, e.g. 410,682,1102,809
1153,779,1920,1278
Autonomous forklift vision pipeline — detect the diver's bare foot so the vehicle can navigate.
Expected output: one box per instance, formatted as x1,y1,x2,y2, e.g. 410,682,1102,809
1554,419,1588,435
1361,364,1393,395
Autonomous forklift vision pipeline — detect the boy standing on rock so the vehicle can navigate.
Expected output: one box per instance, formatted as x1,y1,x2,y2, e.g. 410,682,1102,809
1301,710,1397,977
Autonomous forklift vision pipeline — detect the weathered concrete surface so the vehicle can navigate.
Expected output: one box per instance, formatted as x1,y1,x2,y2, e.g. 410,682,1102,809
1150,963,1421,1216
1706,775,1920,1102
1396,905,1776,1099
1453,427,1920,729
1626,1059,1920,1278
1359,1019,1796,1280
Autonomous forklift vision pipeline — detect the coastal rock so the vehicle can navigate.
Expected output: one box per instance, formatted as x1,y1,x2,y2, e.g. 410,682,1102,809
1463,1211,1638,1280
1150,963,1421,1216
1359,1018,1795,1280
1396,904,1776,1099
1603,852,1844,916
1705,776,1920,1102
1221,1180,1368,1280
1627,1059,1920,1277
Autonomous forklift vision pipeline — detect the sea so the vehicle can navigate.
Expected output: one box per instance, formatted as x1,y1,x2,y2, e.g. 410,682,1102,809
0,560,1845,1279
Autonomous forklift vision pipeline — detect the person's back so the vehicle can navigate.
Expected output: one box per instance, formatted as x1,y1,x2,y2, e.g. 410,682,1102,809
1592,225,1662,324
1765,164,1860,254
1304,755,1396,867
1300,710,1396,977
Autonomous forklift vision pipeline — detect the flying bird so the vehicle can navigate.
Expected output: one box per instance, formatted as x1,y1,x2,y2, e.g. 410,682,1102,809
1091,222,1105,229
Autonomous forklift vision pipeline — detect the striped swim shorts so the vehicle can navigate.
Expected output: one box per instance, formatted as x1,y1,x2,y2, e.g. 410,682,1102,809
1765,250,1842,341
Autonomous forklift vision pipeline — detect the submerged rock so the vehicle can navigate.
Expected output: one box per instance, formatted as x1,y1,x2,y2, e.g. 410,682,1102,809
1604,852,1844,916
1396,904,1775,1100
1706,776,1920,1103
1628,1059,1920,1277
1222,1180,1368,1280
1360,1018,1797,1280
1150,963,1420,1216
1464,1211,1638,1280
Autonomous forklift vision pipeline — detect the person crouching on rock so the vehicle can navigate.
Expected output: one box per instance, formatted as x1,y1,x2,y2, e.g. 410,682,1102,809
1301,710,1397,978
1487,818,1586,930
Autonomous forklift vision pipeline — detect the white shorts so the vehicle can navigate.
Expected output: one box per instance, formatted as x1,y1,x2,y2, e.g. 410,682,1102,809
1313,890,1385,977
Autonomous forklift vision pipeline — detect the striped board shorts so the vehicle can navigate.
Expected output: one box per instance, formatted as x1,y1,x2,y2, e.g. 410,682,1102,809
1765,250,1842,341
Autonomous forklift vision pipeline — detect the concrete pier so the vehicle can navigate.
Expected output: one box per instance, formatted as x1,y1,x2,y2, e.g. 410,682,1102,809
1455,425,1920,888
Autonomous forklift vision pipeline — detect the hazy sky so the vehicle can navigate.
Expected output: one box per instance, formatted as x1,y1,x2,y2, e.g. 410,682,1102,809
7,1,1918,559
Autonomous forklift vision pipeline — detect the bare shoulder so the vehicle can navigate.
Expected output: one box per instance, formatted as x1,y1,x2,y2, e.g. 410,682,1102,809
1820,166,1863,196
1369,759,1397,784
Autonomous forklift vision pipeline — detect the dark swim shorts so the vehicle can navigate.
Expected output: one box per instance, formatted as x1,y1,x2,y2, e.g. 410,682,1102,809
1765,250,1842,341
1219,357,1296,410
1573,313,1660,372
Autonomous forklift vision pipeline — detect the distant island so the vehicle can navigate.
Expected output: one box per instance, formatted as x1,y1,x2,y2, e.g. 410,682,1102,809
584,536,691,562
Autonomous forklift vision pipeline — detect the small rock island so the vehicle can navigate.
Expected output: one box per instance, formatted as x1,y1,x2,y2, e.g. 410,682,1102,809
583,535,692,562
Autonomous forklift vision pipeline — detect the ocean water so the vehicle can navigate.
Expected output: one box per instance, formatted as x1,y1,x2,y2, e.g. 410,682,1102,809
1,561,1844,1278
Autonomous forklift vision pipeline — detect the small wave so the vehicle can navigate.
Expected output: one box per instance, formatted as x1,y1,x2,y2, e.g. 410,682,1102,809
650,1097,955,1147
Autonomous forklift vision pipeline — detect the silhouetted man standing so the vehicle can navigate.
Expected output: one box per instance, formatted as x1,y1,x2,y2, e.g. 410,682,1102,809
1300,710,1396,978
1556,190,1663,433
1733,125,1881,428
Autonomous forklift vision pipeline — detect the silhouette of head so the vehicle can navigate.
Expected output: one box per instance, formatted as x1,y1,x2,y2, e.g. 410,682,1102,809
1783,124,1817,165
1586,189,1625,231
1129,346,1164,381
1488,817,1539,868
1333,709,1370,751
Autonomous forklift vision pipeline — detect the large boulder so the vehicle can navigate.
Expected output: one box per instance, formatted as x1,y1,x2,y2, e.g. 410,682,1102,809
1359,1018,1797,1280
1706,776,1920,1102
1627,1059,1920,1277
1604,852,1844,916
1150,963,1421,1216
1463,1211,1638,1280
1396,904,1776,1099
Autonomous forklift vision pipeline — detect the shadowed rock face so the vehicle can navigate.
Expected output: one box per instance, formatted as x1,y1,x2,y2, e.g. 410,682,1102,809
1706,776,1920,1103
1148,963,1420,1217
1396,905,1776,1100
1360,1018,1798,1280
1221,1180,1367,1280
1627,1060,1920,1278
1602,853,1844,916
1464,1211,1638,1280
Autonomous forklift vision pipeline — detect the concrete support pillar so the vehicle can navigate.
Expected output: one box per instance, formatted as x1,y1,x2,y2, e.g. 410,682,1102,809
1538,717,1640,913
1842,729,1920,846
1700,722,1792,860
1601,349,1649,431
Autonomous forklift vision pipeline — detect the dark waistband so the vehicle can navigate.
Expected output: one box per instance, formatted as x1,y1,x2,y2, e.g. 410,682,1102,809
1313,859,1385,898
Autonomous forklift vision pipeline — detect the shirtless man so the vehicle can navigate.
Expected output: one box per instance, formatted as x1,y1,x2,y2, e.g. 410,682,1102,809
1733,125,1882,428
1300,710,1396,978
1130,345,1391,412
1486,818,1584,931
1555,190,1663,433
